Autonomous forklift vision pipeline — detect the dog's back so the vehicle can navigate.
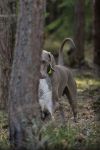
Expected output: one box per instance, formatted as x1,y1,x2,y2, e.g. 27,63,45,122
52,65,77,99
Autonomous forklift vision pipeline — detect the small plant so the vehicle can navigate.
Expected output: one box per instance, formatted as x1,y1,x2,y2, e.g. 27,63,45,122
0,111,10,150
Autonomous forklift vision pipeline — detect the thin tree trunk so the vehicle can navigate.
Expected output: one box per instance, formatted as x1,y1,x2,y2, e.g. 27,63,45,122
0,0,16,109
72,0,85,67
8,0,45,149
93,0,100,72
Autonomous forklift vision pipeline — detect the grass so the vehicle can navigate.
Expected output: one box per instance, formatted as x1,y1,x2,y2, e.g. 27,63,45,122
0,111,9,150
41,120,100,150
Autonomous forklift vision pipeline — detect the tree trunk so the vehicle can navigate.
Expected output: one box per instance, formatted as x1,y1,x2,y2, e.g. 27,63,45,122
0,0,16,109
93,0,100,72
8,0,45,149
71,0,85,67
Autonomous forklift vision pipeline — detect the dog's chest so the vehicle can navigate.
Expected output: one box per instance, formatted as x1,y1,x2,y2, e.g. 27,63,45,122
39,78,53,113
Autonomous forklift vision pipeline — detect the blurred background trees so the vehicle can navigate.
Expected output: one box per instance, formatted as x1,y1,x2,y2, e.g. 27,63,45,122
73,0,85,67
93,0,100,73
44,0,94,67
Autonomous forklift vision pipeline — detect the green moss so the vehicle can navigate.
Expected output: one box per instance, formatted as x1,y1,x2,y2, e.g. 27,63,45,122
0,111,10,150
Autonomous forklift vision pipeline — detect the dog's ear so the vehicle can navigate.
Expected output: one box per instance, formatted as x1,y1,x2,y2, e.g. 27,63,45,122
48,52,56,69
47,64,54,75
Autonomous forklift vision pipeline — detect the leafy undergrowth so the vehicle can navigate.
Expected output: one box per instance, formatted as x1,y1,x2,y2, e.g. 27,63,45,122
0,70,100,150
0,111,9,150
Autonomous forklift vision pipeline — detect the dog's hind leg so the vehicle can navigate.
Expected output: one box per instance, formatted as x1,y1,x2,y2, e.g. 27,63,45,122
64,86,77,122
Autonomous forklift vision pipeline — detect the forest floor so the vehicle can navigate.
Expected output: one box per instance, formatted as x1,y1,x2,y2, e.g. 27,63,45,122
41,68,100,150
0,68,100,150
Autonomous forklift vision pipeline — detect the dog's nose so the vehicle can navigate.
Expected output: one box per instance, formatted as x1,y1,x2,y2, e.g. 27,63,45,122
40,73,46,79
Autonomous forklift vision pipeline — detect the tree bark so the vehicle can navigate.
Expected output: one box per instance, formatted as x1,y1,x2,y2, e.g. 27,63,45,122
71,0,85,67
8,0,45,149
93,0,100,71
0,0,16,109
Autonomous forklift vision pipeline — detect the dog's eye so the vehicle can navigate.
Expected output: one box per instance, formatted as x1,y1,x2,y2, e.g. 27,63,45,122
42,60,46,64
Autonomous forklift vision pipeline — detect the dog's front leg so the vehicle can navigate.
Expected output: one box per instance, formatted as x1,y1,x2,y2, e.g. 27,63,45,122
52,86,59,111
59,99,66,125
52,88,66,125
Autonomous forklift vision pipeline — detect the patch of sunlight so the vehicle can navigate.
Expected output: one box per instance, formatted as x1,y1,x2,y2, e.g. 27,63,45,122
75,77,100,91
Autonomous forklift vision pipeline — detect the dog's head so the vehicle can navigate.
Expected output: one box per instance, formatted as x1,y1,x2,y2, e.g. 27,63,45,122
40,50,55,78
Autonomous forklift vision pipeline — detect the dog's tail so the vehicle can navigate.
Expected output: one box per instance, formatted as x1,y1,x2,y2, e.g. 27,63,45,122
58,38,76,65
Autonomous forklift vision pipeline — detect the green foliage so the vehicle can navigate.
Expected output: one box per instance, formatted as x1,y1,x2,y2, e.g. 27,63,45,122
46,18,62,32
42,120,100,150
0,111,9,150
42,123,77,149
46,0,75,39
45,0,93,47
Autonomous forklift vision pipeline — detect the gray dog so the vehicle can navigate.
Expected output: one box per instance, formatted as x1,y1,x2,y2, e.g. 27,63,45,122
39,38,77,122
